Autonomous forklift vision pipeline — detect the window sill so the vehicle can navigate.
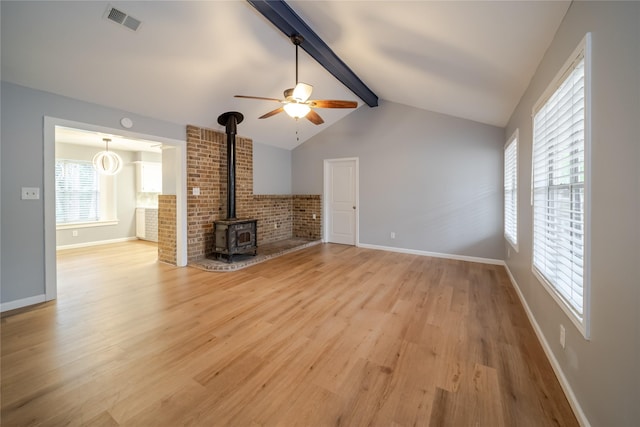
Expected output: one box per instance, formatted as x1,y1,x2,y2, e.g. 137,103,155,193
57,220,119,230
531,266,589,340
505,236,519,253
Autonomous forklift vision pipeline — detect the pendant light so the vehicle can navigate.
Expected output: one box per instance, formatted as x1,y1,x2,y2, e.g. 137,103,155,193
93,138,123,175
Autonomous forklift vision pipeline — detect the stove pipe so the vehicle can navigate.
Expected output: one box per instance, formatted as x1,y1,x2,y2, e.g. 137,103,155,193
217,111,244,220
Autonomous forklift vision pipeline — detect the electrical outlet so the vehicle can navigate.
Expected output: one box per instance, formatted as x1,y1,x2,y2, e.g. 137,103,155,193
312,213,316,219
72,230,78,237
21,187,40,200
507,247,511,258
192,187,200,196
560,324,566,349
390,232,396,239
274,223,278,229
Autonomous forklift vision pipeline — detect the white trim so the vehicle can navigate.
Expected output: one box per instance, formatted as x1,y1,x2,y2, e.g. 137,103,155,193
175,143,188,267
44,118,57,301
1,294,47,313
504,265,591,427
357,243,504,266
56,236,138,251
503,128,519,150
582,32,592,341
57,220,119,230
504,128,519,252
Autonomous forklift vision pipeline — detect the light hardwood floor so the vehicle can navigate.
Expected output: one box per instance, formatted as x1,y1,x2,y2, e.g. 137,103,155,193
1,241,578,426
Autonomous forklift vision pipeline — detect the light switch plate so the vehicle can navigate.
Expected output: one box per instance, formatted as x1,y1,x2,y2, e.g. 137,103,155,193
21,187,40,200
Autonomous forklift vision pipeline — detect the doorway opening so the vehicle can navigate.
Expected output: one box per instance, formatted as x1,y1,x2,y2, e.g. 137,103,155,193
44,117,187,302
54,126,163,250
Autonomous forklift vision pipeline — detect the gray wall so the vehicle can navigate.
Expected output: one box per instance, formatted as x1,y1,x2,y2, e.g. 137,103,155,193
292,100,505,260
253,142,292,195
504,2,640,425
55,143,137,247
1,81,185,304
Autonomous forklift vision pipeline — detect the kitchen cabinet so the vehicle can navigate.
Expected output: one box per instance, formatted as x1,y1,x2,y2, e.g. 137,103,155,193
136,162,162,193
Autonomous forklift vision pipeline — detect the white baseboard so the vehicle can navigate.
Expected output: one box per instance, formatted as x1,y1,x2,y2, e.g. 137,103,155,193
56,236,138,251
357,242,504,265
1,294,47,313
503,265,590,427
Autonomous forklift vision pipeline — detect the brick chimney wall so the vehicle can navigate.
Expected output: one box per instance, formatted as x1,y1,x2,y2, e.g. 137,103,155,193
179,124,321,264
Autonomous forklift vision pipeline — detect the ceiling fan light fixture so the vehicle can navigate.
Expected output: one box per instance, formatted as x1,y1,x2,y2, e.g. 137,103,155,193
283,102,311,119
292,82,313,102
234,33,356,125
93,138,123,175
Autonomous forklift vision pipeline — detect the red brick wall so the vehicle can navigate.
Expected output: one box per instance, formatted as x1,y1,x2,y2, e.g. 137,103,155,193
186,124,321,262
186,126,223,261
251,195,293,243
293,195,322,240
158,195,177,265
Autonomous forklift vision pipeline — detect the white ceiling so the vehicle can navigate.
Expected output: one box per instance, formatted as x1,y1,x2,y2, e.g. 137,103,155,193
1,1,570,150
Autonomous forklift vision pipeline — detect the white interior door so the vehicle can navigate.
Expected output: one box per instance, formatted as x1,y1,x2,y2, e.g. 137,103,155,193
324,158,358,245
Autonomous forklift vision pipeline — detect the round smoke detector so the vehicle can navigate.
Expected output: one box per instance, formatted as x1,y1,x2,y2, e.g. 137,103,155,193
120,117,133,129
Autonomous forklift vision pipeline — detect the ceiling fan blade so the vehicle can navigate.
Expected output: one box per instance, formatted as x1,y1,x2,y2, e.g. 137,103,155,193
259,107,284,119
310,100,358,109
292,83,313,102
305,109,324,125
235,95,282,103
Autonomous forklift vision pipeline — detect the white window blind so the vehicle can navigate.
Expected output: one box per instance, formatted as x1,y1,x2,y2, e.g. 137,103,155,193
55,159,100,224
532,39,589,334
504,131,518,249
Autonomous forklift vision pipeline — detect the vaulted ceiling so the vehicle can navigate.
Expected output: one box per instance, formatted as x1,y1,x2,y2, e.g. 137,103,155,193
1,1,570,149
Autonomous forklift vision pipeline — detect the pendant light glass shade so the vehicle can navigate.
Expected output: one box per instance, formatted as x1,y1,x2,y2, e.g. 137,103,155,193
93,138,123,175
283,102,311,119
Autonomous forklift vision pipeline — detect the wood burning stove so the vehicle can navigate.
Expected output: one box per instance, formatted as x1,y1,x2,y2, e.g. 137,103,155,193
213,111,258,263
214,218,257,262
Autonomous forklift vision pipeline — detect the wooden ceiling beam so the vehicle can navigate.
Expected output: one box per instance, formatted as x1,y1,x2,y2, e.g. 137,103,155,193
247,0,379,108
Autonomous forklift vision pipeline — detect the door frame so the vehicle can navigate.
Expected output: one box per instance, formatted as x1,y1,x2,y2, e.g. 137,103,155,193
43,117,188,301
323,157,359,245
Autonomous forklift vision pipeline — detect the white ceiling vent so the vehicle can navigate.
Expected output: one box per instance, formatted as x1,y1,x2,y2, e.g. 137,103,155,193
104,5,142,32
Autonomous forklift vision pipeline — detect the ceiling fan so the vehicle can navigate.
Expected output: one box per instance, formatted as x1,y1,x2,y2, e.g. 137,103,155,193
235,35,358,125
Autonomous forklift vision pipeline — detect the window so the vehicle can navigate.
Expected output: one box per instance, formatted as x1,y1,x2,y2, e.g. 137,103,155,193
532,34,590,337
55,159,100,224
504,130,518,250
55,158,118,227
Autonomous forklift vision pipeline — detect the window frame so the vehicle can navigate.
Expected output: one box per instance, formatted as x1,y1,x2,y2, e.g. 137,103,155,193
504,129,519,251
530,33,591,338
55,158,100,225
55,158,119,229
